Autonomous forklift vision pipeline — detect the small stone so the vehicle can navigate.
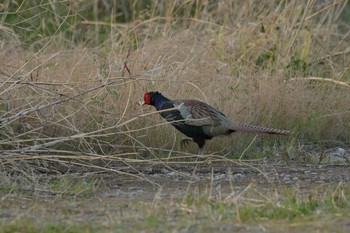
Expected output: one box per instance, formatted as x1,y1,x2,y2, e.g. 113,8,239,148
161,168,170,174
336,148,346,156
167,172,176,177
233,173,244,179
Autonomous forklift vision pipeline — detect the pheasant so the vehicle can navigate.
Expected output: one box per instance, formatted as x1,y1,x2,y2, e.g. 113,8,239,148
143,91,289,154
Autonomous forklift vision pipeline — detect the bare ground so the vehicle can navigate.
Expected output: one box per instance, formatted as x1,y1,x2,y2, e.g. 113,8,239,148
1,155,350,232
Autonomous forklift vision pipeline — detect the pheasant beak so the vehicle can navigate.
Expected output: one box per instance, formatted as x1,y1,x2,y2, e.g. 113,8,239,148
140,100,146,106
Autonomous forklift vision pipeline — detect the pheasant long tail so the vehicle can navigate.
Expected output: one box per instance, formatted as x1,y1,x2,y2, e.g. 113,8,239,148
231,123,290,135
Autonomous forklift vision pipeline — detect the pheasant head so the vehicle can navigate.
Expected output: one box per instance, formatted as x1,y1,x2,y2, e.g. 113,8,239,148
143,91,169,110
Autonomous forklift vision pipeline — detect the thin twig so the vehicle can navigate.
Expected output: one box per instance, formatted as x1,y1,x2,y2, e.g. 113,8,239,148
289,77,349,87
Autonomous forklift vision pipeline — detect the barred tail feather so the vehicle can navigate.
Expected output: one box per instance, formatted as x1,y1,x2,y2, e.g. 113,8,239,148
231,123,290,135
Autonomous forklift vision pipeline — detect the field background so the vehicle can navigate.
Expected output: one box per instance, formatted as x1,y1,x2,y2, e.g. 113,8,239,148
1,0,350,232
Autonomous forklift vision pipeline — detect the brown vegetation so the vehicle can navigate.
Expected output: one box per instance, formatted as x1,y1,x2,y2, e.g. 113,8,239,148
1,1,350,231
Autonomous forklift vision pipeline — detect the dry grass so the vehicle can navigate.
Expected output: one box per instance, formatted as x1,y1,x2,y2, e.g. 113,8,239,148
1,178,349,232
0,1,350,181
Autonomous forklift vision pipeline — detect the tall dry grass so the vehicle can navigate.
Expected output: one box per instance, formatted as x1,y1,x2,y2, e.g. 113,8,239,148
0,1,350,175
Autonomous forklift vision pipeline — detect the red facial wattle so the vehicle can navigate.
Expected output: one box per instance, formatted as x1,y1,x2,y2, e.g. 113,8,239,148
144,93,151,105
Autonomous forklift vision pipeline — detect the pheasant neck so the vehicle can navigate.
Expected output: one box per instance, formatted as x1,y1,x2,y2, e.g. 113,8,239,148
154,94,169,110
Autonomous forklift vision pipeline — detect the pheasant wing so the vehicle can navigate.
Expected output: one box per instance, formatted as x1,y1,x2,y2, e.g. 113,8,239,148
173,100,224,127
